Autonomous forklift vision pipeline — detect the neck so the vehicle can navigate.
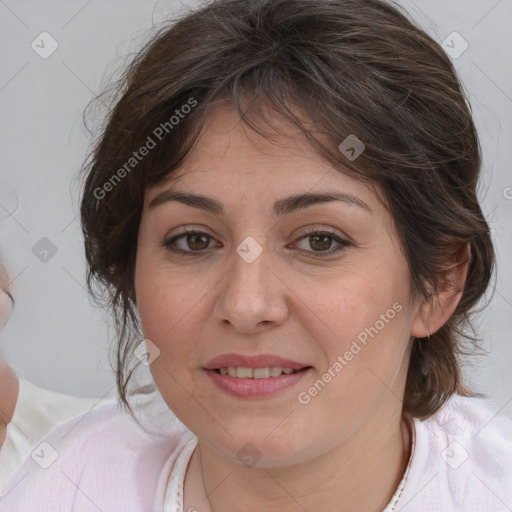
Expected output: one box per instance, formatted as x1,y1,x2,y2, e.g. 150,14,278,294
186,401,413,512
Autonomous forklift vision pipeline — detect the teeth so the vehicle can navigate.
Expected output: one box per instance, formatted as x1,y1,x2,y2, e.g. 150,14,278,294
237,367,253,379
217,366,299,378
269,367,283,377
253,367,270,379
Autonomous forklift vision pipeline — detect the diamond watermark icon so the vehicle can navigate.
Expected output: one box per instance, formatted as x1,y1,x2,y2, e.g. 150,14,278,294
441,441,469,469
134,338,161,366
237,442,262,468
441,31,469,59
338,134,365,161
32,237,58,263
236,236,263,263
31,32,59,59
31,441,59,469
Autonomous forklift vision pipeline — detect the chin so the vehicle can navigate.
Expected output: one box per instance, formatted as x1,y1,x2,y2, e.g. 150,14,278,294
202,425,311,468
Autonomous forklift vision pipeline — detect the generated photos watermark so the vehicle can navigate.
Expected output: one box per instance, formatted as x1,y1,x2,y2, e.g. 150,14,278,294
297,301,403,405
93,97,198,201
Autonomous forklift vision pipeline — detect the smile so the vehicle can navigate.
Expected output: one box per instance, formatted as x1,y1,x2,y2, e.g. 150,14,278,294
215,366,299,378
204,366,312,398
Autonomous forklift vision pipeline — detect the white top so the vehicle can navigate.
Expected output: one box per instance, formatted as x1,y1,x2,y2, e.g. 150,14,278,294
162,426,416,512
1,391,511,511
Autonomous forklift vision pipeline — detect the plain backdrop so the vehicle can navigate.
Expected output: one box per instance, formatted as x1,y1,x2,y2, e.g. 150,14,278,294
0,0,511,415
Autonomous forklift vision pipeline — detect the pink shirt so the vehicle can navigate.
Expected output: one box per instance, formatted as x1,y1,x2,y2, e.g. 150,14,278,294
1,391,511,511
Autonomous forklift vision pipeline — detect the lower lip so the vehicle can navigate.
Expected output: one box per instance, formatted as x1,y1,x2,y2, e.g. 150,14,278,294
204,368,312,398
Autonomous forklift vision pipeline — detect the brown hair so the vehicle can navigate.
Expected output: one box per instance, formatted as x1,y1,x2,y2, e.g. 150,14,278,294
80,0,494,419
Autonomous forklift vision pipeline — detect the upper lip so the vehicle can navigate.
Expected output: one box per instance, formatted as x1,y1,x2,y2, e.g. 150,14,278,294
203,353,311,370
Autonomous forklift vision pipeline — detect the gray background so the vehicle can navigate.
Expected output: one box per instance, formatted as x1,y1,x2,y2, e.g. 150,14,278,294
0,1,511,414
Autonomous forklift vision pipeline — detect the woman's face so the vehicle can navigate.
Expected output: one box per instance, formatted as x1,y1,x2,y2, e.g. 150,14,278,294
135,107,424,466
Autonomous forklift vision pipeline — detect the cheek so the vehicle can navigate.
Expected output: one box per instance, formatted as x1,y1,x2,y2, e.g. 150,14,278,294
301,257,413,394
134,256,213,372
135,268,209,411
136,277,200,344
304,259,410,344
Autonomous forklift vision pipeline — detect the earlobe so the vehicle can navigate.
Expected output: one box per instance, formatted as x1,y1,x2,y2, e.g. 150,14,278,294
411,242,471,339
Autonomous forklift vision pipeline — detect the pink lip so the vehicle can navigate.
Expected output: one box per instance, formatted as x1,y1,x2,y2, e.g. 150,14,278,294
204,367,312,398
203,353,310,371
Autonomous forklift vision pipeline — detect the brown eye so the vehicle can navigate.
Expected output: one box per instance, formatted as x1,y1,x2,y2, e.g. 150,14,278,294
163,230,218,256
186,233,210,250
293,230,350,257
309,234,333,251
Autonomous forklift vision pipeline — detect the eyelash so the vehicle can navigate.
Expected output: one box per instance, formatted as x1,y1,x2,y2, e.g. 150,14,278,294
162,229,351,258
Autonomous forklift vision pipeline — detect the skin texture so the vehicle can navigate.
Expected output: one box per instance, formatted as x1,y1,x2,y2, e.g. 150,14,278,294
134,106,468,512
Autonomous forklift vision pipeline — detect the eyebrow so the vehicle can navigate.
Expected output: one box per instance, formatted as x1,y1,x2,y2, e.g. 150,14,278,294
148,189,371,215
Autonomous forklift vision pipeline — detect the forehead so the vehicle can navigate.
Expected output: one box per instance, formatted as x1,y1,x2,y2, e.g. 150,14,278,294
145,106,379,211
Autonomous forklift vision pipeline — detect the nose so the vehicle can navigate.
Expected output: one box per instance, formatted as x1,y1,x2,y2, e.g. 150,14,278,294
213,245,289,334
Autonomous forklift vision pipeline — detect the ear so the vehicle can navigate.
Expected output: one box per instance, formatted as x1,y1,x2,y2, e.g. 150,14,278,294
411,243,471,338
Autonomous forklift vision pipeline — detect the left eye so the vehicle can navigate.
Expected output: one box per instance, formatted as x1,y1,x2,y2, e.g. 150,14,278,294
163,229,349,257
292,230,349,256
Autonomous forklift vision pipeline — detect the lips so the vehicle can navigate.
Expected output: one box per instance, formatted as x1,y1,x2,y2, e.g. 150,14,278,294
205,365,313,398
203,353,310,371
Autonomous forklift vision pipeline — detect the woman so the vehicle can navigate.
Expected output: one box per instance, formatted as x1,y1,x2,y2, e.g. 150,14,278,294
2,0,511,510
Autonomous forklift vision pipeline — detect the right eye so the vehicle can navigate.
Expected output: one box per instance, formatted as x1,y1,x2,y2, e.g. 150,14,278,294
162,230,220,256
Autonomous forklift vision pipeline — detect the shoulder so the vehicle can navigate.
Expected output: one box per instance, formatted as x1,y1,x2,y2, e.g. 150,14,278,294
419,394,512,473
1,390,195,511
5,376,115,449
399,394,512,511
